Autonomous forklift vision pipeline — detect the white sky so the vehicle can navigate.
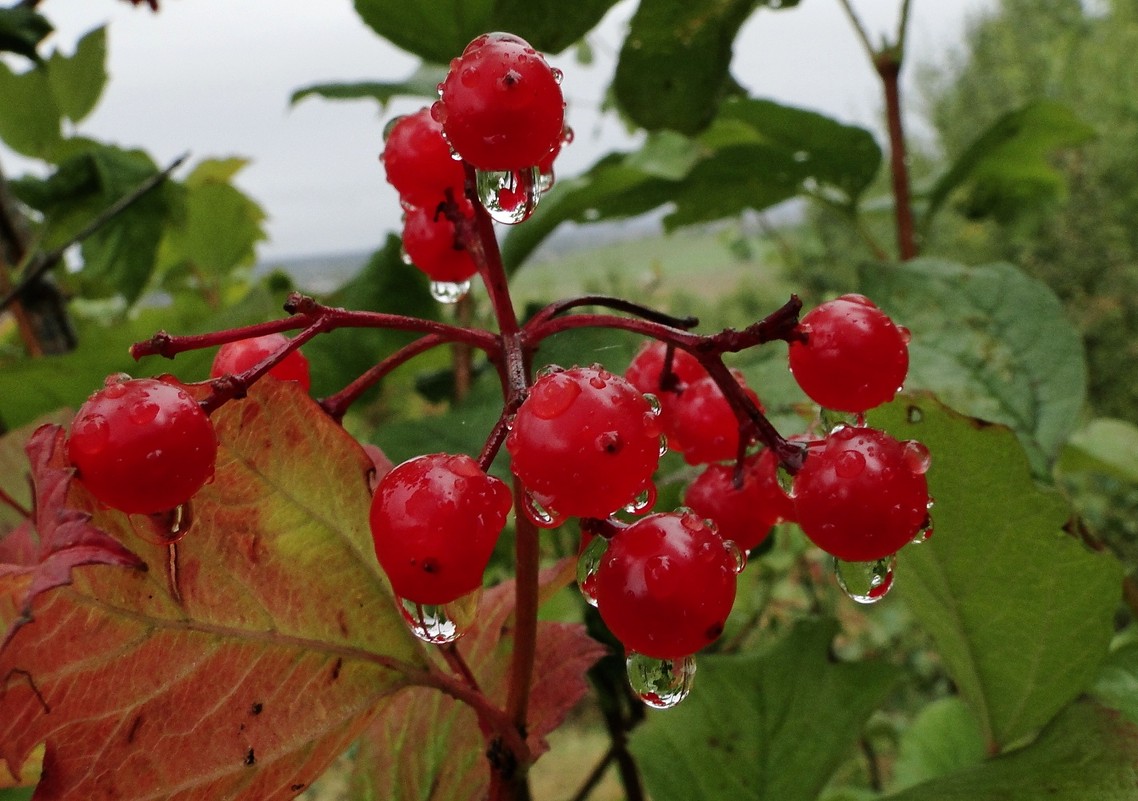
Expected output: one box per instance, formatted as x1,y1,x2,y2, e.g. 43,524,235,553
10,0,994,259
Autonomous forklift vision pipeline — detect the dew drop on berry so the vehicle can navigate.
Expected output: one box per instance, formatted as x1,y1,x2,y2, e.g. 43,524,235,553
576,536,608,607
102,381,129,400
536,364,564,379
429,279,472,305
834,449,867,479
724,540,747,573
902,440,932,475
522,491,566,528
71,414,110,456
129,400,160,425
834,554,896,604
550,66,564,85
475,167,541,224
626,652,696,709
623,483,656,515
399,590,480,644
538,169,555,193
529,373,581,420
400,246,414,265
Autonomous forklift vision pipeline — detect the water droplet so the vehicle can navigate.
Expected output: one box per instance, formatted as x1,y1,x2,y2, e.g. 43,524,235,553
834,449,866,478
129,400,160,425
911,521,934,545
643,393,662,416
834,554,896,604
576,536,608,606
429,280,472,304
381,114,405,143
725,540,747,573
538,169,555,193
658,434,669,457
551,66,564,85
906,405,923,423
72,414,110,455
400,246,414,265
522,491,566,528
561,126,575,145
130,501,194,546
399,591,480,644
898,325,912,345
589,374,607,390
536,364,564,379
623,484,656,515
476,167,541,224
430,100,446,122
902,440,932,475
626,652,696,709
102,381,129,399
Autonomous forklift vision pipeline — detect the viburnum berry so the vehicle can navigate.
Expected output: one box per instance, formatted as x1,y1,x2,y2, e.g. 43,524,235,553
683,448,794,551
401,204,479,284
210,333,311,390
788,294,910,413
624,340,707,422
667,371,761,465
792,425,930,562
506,365,661,523
434,32,565,171
381,108,467,209
67,376,218,515
369,453,512,605
594,511,739,660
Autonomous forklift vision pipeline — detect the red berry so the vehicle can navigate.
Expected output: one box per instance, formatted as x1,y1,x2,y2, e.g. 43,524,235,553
683,448,794,551
506,365,661,523
435,33,565,171
67,377,218,515
401,205,479,284
594,511,738,659
369,453,512,605
381,108,467,209
792,426,930,562
788,294,909,413
211,333,311,391
667,371,760,465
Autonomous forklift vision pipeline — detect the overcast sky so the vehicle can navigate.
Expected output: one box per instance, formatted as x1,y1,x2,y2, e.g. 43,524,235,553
10,0,995,259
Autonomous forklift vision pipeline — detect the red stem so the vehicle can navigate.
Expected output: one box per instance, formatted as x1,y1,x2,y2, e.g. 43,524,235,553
876,53,918,260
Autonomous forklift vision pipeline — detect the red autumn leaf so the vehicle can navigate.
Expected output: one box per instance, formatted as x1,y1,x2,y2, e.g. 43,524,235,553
0,381,431,800
351,559,608,800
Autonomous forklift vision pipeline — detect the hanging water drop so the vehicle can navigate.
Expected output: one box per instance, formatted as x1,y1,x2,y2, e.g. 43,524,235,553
522,491,566,528
834,554,896,604
399,591,480,644
429,280,472,304
538,169,555,193
476,166,541,224
724,539,747,573
623,484,655,514
400,246,414,265
626,652,696,709
576,536,608,607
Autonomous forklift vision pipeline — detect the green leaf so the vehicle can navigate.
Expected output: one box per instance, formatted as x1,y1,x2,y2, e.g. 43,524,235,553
870,396,1122,751
613,0,799,134
923,100,1095,227
45,26,107,124
883,702,1138,801
160,158,266,281
290,64,449,109
629,618,899,801
1092,642,1138,726
0,7,51,62
0,61,60,158
488,0,620,53
1058,418,1138,484
859,259,1086,471
891,698,986,792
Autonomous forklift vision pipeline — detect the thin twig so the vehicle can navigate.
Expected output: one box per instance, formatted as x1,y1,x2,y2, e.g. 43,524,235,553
835,0,877,60
567,746,616,801
0,153,189,314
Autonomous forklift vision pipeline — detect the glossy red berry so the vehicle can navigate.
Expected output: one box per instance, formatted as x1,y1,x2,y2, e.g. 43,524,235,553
67,377,218,515
381,108,467,209
210,333,311,390
683,448,794,551
401,205,479,284
667,371,760,465
435,32,565,171
370,453,512,605
624,341,707,414
788,294,909,413
792,426,930,562
594,511,739,660
506,365,661,523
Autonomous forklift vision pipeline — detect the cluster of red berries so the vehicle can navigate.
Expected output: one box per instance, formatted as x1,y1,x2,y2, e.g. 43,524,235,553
381,33,567,294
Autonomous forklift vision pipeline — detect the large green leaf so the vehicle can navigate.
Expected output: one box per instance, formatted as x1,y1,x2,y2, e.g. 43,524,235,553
0,7,51,62
884,702,1138,801
613,0,799,134
923,100,1095,227
859,259,1086,471
0,61,60,158
891,698,986,792
1092,641,1138,726
351,0,618,61
45,26,107,125
1058,418,1138,485
502,100,880,269
629,618,899,801
870,396,1121,751
290,65,449,110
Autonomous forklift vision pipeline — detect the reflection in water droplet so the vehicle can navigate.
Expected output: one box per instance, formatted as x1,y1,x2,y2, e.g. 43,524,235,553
476,167,541,224
902,440,932,475
623,484,655,515
626,652,696,709
538,169,555,193
130,501,194,546
536,364,564,379
911,522,934,545
399,590,480,644
576,536,608,607
551,67,564,85
129,400,160,425
429,280,472,304
522,491,566,529
725,540,747,573
834,554,896,604
73,414,110,455
834,449,866,479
